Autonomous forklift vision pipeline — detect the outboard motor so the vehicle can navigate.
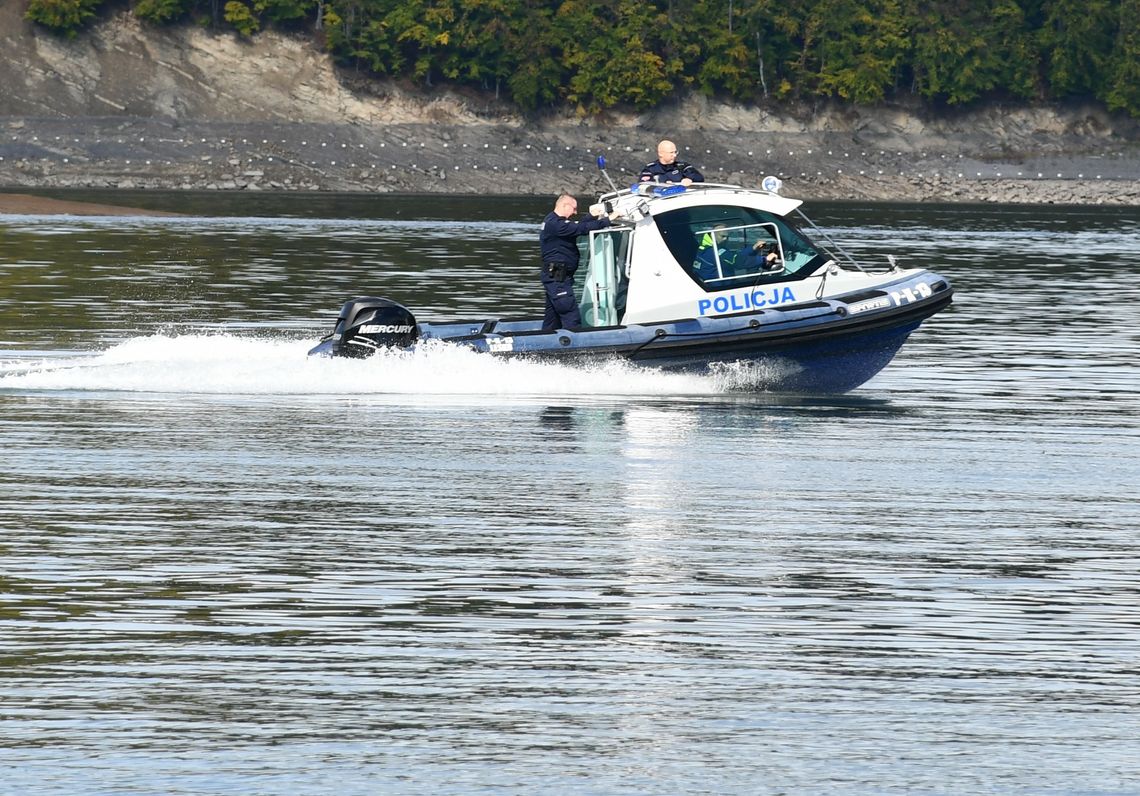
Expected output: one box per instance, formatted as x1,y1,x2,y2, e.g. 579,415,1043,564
308,297,418,358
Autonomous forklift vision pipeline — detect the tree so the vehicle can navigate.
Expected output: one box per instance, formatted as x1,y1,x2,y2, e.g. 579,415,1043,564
502,1,563,109
20,0,1139,117
224,0,259,34
133,0,193,24
907,0,1037,104
673,0,753,98
1037,0,1116,97
254,0,317,23
785,0,910,102
25,0,105,35
1104,0,1140,115
324,0,406,75
556,0,679,113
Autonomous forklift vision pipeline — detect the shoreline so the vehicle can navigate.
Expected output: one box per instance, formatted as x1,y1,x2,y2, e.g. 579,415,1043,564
2,117,1139,211
0,191,182,216
2,177,1139,218
3,10,1138,210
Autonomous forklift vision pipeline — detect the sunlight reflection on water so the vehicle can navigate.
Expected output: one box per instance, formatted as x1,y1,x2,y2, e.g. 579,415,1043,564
1,197,1138,795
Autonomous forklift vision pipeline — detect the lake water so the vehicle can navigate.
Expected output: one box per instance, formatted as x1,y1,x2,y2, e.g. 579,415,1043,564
1,193,1138,795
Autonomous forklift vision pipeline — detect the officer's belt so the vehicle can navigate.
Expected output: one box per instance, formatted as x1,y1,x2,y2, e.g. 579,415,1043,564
543,262,573,279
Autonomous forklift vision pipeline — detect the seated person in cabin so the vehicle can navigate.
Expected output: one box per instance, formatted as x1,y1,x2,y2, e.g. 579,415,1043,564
735,238,783,273
693,226,738,280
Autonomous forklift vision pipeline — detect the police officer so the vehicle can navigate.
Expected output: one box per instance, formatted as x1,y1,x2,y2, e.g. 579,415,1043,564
694,225,735,279
639,139,704,186
539,193,612,331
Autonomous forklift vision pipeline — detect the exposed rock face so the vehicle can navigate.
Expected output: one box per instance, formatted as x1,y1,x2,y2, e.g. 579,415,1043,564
0,6,511,125
1,6,1138,203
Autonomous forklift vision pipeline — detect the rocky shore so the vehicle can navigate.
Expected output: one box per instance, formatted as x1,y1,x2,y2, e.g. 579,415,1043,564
1,7,1138,209
2,113,1139,209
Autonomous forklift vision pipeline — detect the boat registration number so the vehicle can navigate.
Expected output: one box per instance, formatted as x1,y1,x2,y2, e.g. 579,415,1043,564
889,282,935,305
849,282,935,315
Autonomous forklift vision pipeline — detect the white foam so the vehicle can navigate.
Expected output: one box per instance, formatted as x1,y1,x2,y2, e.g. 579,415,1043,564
0,334,770,396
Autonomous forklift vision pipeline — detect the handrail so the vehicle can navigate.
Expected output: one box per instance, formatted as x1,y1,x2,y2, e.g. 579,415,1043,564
598,180,779,204
792,208,867,273
596,180,872,274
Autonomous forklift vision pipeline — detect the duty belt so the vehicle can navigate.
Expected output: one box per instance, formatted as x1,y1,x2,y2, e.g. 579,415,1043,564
543,262,572,280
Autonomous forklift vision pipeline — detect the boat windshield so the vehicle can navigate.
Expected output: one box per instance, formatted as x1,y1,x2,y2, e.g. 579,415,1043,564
654,204,829,290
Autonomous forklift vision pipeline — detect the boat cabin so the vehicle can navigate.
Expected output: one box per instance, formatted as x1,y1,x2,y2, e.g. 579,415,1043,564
577,182,837,326
309,178,953,394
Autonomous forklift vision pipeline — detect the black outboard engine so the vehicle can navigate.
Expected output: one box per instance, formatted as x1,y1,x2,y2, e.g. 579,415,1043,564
308,297,419,358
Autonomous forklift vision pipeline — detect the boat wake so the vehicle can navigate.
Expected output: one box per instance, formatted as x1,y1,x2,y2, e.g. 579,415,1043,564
0,334,798,396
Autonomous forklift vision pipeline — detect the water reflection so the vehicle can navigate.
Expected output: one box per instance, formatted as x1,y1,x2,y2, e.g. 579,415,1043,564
2,198,1139,794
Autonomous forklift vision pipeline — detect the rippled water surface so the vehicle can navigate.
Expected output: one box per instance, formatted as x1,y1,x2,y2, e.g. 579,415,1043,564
2,193,1138,795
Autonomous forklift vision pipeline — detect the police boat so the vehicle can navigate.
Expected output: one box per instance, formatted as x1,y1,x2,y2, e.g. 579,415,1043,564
308,176,953,393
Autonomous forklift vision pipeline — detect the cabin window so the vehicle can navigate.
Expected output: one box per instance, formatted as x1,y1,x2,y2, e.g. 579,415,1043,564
654,204,828,290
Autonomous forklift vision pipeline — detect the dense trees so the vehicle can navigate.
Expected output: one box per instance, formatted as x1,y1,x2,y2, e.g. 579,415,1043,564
24,0,103,34
23,0,1140,117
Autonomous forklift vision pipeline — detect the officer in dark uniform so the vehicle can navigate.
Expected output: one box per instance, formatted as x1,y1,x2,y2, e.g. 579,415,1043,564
539,193,612,331
639,139,704,186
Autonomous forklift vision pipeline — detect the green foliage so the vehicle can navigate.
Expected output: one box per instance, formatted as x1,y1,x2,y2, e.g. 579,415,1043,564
1104,0,1140,112
1038,0,1115,96
255,0,316,22
681,0,757,97
909,0,1038,104
807,0,910,103
22,0,1140,118
556,0,680,112
133,0,192,24
501,3,562,108
322,1,400,74
224,0,259,34
25,0,105,35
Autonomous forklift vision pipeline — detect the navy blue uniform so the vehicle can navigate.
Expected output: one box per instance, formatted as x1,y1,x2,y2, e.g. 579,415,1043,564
639,159,704,184
694,242,738,280
539,211,611,330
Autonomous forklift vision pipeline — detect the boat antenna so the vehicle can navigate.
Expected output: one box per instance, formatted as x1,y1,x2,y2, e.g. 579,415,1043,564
596,155,618,192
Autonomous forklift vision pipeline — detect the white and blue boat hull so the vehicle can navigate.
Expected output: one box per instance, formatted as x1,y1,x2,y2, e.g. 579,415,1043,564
309,272,951,393
308,180,954,393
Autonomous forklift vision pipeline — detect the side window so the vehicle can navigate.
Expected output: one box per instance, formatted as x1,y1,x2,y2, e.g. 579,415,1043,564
691,222,785,284
734,223,783,277
656,205,827,290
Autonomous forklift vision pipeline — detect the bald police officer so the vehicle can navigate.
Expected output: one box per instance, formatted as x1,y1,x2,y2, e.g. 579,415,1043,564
539,193,612,331
639,139,704,186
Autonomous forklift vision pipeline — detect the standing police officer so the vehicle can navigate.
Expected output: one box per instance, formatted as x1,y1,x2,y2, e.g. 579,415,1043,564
639,139,704,186
539,193,612,331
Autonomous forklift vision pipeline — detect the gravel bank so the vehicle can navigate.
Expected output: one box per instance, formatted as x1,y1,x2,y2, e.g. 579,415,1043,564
2,115,1138,209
